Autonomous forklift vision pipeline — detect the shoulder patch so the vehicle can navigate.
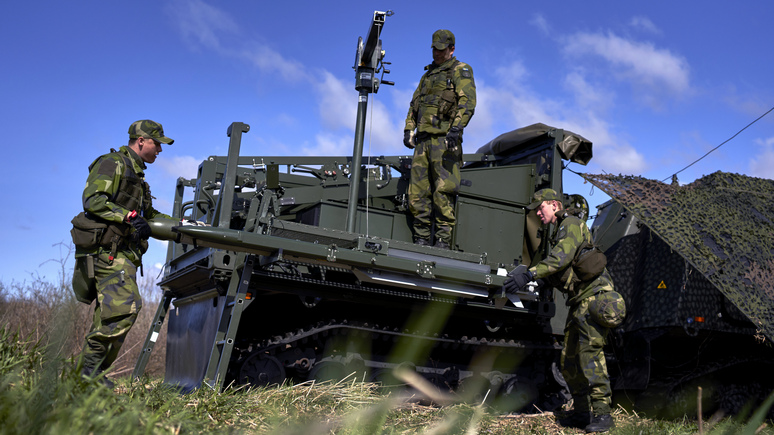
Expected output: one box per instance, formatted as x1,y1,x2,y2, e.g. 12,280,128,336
460,67,472,78
96,158,118,177
557,225,567,240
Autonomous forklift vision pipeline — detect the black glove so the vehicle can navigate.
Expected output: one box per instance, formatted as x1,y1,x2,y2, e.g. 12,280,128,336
445,126,461,152
503,265,534,294
403,130,415,149
128,213,152,241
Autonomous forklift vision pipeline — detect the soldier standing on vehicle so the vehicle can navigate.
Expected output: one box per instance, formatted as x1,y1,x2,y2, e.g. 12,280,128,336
503,189,625,433
403,29,476,249
70,120,175,388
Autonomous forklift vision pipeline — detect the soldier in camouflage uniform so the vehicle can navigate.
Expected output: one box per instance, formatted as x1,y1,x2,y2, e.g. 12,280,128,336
503,189,624,433
403,29,476,249
70,120,175,388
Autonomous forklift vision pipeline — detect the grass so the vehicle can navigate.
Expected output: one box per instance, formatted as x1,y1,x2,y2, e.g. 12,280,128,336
1,253,773,434
1,325,773,435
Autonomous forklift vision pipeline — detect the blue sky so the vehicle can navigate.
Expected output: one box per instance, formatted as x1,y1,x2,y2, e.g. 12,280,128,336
2,1,773,285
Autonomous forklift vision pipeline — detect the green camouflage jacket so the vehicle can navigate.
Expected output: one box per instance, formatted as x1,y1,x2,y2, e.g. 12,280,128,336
404,56,476,135
76,145,171,264
530,213,614,305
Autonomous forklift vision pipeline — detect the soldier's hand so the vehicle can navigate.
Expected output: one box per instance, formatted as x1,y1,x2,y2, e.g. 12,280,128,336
128,213,152,240
445,126,461,152
504,265,534,294
503,276,520,294
403,130,415,149
182,219,210,227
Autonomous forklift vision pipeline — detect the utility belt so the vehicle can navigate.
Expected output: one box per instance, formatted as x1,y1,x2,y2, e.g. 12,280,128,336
415,131,444,143
70,211,146,264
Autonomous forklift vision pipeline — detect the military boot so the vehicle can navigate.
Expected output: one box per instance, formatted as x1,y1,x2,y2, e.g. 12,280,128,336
585,413,614,433
434,239,450,250
81,366,115,389
414,237,431,246
557,411,591,429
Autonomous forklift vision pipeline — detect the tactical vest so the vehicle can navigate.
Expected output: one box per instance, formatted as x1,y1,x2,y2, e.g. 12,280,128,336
545,214,607,291
71,148,149,254
412,60,460,131
106,148,148,213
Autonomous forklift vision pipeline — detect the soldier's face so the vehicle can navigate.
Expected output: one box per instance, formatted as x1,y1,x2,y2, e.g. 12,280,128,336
535,201,558,225
432,46,454,64
138,137,162,164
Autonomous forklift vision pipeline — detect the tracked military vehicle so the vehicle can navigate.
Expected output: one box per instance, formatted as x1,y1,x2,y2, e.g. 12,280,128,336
132,10,774,417
133,122,592,409
131,11,595,411
586,172,774,417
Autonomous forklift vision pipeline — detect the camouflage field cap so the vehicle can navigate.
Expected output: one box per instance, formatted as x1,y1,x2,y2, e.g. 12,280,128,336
589,290,626,328
527,188,562,209
432,29,455,50
128,120,174,145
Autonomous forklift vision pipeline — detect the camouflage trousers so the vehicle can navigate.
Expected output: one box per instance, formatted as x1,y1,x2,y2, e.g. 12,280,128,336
73,251,143,372
561,295,612,415
408,134,462,243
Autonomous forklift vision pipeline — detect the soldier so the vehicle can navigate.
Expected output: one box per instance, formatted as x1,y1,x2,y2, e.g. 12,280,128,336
403,29,476,249
70,120,175,388
503,189,625,433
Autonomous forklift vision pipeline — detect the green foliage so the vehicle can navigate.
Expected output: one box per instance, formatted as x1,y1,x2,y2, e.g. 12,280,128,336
1,270,773,434
1,324,774,435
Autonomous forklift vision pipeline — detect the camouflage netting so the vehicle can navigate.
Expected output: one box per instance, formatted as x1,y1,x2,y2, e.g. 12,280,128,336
582,171,774,341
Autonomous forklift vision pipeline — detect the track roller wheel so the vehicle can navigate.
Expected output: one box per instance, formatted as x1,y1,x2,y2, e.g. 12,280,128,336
239,354,286,387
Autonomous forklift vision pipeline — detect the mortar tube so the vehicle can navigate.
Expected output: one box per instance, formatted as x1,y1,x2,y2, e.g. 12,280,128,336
148,218,182,243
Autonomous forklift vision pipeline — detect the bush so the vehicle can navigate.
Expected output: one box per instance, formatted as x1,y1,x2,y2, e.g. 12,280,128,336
0,244,167,379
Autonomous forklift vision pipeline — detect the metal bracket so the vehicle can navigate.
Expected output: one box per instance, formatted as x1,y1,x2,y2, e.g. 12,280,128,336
327,245,338,262
358,236,389,254
417,260,435,279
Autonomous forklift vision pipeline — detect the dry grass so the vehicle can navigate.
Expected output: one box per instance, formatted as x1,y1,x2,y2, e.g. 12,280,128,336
0,244,167,377
2,246,773,434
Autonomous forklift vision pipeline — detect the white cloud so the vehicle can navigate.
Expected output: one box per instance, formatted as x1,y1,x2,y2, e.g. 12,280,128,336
493,60,530,92
166,1,649,178
157,155,202,179
563,31,690,102
313,71,403,156
473,66,647,175
563,70,612,110
239,43,310,83
462,80,497,144
272,113,299,128
169,0,239,52
546,116,647,175
629,16,662,35
169,0,310,84
749,136,774,179
316,71,357,131
476,61,565,138
589,142,647,175
303,132,350,156
530,13,551,36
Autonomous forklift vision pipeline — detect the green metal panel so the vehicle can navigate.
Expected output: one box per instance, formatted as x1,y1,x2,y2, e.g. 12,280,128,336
459,164,535,205
590,200,641,252
314,202,413,241
454,197,524,267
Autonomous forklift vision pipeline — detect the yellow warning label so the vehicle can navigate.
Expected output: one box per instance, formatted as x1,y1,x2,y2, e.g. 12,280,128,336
657,281,667,289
